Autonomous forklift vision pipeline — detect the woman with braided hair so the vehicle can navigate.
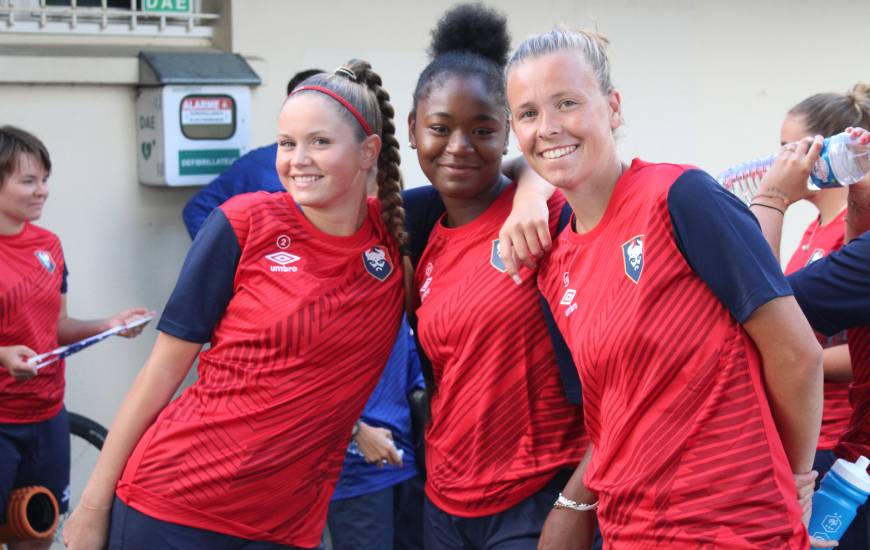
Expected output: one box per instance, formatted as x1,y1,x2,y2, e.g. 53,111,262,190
62,59,407,550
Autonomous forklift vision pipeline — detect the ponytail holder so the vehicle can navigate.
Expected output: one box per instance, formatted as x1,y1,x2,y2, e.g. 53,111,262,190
290,85,374,136
334,66,357,81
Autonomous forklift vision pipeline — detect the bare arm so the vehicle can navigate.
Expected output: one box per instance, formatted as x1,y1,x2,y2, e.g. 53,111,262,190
538,445,597,550
743,296,823,474
56,295,153,345
750,137,824,259
62,332,202,550
499,156,556,281
822,343,852,383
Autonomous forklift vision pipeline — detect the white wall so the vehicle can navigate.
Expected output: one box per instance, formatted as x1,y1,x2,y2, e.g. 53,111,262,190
1,0,867,427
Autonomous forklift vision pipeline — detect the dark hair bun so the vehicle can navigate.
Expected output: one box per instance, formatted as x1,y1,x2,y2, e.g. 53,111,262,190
428,2,510,67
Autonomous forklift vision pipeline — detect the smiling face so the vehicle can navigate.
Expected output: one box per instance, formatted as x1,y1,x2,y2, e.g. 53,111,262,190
0,153,49,233
275,93,379,215
507,50,622,192
410,74,508,202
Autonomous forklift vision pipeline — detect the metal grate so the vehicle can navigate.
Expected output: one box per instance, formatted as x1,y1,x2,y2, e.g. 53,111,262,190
0,0,218,37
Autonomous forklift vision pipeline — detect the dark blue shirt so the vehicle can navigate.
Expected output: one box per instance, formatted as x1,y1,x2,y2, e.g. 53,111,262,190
788,230,870,336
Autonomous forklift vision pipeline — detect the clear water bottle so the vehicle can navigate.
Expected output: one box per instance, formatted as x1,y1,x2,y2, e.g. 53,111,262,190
808,455,870,542
717,131,870,205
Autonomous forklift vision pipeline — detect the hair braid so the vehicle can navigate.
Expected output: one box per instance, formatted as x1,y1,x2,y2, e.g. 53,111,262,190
350,61,408,249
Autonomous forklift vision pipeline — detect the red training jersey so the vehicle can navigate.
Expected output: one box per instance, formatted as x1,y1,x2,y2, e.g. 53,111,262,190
836,327,870,462
415,184,586,517
117,194,403,547
0,223,65,423
538,161,807,548
785,209,850,451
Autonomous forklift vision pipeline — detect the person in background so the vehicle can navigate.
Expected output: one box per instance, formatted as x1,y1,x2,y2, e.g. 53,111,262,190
779,84,870,494
752,126,870,549
0,125,150,550
181,68,324,239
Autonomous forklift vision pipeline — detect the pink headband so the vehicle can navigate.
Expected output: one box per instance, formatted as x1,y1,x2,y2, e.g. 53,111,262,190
289,85,374,136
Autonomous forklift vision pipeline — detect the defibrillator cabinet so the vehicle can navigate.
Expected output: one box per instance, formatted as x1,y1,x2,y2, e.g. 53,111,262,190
136,51,261,186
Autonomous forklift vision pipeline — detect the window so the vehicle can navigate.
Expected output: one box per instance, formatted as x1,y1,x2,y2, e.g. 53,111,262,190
0,0,219,37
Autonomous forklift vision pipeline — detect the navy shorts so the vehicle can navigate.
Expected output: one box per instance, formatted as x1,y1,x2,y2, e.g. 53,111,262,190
0,407,70,519
108,497,320,550
424,470,572,550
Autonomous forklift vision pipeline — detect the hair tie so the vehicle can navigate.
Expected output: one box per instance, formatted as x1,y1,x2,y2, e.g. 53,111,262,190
334,67,357,81
289,85,374,136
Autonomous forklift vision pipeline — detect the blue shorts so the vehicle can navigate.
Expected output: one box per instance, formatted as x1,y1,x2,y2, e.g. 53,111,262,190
108,497,319,550
0,407,70,519
424,470,572,550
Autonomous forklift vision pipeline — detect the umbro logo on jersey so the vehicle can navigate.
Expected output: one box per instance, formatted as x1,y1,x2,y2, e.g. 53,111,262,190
34,250,55,273
560,273,577,316
490,240,506,273
622,235,644,284
363,246,393,281
265,251,300,272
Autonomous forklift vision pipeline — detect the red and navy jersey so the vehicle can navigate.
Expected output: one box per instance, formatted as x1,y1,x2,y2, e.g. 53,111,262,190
785,210,850,451
838,327,870,462
0,223,66,423
539,160,806,548
117,193,403,548
787,230,870,462
414,183,586,517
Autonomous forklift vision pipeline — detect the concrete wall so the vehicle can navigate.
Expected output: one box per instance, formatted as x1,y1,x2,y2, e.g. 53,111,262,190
1,0,866,427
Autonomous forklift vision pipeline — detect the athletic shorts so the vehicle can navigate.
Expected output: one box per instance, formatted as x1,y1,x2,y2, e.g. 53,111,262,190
0,407,70,519
108,497,320,550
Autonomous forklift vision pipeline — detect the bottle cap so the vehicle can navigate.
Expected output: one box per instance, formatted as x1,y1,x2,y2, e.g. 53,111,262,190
831,456,870,493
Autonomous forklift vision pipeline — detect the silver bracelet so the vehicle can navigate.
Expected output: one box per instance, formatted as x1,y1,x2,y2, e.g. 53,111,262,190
554,492,598,512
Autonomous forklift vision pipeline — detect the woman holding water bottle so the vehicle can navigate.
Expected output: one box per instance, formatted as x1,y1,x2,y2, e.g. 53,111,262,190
754,126,870,549
778,85,870,494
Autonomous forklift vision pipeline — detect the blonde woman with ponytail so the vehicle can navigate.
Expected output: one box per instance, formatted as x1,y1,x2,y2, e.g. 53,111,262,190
63,60,407,550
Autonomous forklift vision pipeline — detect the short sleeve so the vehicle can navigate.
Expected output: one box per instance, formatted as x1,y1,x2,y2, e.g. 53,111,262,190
667,170,792,323
788,231,870,335
157,208,241,343
61,263,68,294
402,185,445,266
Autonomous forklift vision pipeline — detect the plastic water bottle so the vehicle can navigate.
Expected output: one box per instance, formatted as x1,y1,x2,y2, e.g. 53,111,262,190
717,131,870,205
808,455,870,542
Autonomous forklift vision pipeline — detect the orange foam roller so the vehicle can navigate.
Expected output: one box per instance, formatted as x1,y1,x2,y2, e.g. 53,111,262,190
0,486,59,543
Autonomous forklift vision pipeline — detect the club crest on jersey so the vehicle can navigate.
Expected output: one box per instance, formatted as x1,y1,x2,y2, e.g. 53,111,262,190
806,248,825,265
490,239,506,273
34,250,55,273
622,235,644,284
265,251,300,272
363,246,393,281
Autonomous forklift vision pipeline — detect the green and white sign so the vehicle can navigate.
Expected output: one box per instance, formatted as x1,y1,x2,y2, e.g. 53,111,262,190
179,149,240,176
142,0,191,13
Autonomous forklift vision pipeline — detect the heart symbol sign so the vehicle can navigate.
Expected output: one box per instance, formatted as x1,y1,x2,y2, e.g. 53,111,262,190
142,141,153,161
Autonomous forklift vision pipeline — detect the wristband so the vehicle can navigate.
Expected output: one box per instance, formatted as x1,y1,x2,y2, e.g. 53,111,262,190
351,420,361,438
750,202,785,215
554,492,598,512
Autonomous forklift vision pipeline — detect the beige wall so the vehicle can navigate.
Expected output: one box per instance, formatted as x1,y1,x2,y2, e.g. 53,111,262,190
1,0,866,426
